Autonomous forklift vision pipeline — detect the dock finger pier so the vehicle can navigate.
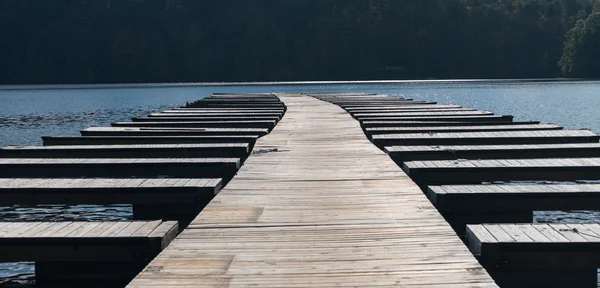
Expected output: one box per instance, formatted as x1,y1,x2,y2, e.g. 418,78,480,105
2,92,600,287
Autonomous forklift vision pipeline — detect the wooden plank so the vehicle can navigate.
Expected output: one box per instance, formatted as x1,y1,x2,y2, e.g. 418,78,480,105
0,158,240,179
0,221,178,262
42,135,259,146
0,178,222,206
1,143,250,158
385,143,600,162
354,111,495,119
81,127,269,137
128,93,495,287
362,120,541,128
373,130,599,147
112,120,277,129
135,116,281,122
427,183,600,213
366,124,562,135
404,158,600,185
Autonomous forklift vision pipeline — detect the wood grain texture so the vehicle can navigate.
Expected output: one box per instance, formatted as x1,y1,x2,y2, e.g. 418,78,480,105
128,93,496,287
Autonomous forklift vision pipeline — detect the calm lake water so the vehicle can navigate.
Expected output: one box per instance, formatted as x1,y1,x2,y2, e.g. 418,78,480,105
1,80,600,285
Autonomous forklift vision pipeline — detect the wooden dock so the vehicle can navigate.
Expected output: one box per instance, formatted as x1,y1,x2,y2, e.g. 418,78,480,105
1,143,250,158
467,223,600,287
42,135,260,146
365,123,562,135
0,158,240,180
0,178,222,224
362,120,541,127
0,220,178,287
428,184,600,233
313,92,600,287
81,127,269,137
112,120,277,129
403,158,600,185
127,94,496,287
385,143,600,162
7,91,600,287
0,93,288,287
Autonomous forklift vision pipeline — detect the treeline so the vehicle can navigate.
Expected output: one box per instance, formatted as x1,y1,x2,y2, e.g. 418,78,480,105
0,0,598,84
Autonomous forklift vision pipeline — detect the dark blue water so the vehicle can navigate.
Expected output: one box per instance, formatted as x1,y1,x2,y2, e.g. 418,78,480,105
1,80,600,285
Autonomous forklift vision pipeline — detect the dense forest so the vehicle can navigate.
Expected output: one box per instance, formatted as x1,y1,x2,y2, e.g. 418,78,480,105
0,0,599,84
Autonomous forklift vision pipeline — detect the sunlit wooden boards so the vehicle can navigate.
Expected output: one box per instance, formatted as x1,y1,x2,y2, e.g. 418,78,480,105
111,120,277,129
385,143,600,162
1,143,249,158
149,112,283,117
0,158,240,180
353,110,495,119
133,116,281,122
0,178,222,223
42,135,260,146
345,104,462,113
403,158,600,186
345,104,462,111
372,130,600,147
0,220,178,287
365,124,562,135
362,120,541,127
127,93,497,287
467,223,600,287
362,115,515,122
427,183,600,234
80,127,269,137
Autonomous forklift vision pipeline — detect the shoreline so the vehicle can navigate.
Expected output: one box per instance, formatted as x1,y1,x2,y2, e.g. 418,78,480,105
0,78,597,91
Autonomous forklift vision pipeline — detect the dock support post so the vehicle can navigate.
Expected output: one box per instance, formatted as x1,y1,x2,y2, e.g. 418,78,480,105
35,261,147,288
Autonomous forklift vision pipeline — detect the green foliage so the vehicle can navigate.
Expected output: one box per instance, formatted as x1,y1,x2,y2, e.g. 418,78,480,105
0,0,596,84
560,12,600,77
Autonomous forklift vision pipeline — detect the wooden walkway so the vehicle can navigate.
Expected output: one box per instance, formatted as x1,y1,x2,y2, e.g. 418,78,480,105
127,94,496,287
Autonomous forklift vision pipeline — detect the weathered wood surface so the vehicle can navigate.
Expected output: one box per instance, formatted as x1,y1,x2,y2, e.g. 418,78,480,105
428,183,600,213
0,220,178,262
352,108,477,113
362,120,540,128
372,130,599,147
403,157,600,185
81,127,269,137
162,109,284,113
0,220,179,287
0,178,222,206
366,124,562,135
42,135,259,146
353,110,495,119
0,158,240,179
345,104,463,111
362,115,514,122
1,143,250,158
152,111,283,116
128,94,496,287
185,103,285,108
138,116,281,122
385,143,600,162
112,120,276,129
466,223,600,287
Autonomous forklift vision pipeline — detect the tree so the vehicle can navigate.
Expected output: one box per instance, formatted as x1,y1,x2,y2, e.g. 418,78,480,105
559,12,600,77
